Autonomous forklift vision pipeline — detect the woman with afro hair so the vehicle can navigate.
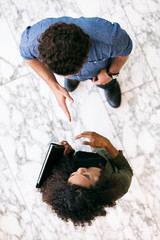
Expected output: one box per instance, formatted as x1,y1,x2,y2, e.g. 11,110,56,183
39,131,133,227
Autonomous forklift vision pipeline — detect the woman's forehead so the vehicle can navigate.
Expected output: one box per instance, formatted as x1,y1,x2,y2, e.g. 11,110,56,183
68,174,91,188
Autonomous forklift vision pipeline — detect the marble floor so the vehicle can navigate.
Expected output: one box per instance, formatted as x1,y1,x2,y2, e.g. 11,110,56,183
0,0,160,239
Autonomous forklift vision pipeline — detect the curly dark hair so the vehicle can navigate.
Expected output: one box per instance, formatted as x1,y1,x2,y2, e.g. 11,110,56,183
40,155,118,227
38,22,91,75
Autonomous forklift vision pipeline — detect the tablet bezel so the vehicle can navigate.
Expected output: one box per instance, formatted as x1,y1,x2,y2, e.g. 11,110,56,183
36,143,65,188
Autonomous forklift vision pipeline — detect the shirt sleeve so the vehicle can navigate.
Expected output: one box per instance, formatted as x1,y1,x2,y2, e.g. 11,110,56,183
110,22,133,57
19,45,37,60
109,151,133,198
92,18,133,58
95,148,133,199
19,26,39,60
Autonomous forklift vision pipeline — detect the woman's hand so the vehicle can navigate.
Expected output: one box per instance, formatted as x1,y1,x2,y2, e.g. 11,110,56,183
75,131,119,158
60,141,74,156
75,131,110,148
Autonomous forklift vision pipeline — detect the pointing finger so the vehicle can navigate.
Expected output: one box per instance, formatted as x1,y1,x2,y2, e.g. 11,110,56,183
60,99,71,122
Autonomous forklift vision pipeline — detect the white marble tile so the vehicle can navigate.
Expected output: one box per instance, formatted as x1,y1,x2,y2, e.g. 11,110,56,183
0,9,28,85
60,0,105,17
118,177,159,240
1,0,65,44
32,73,123,151
0,169,41,240
0,147,8,172
1,0,160,238
121,0,160,81
156,77,160,90
105,81,160,157
93,175,159,240
0,76,55,177
104,81,160,229
28,203,103,240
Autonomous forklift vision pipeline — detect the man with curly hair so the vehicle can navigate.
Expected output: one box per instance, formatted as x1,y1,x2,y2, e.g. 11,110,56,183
20,17,133,121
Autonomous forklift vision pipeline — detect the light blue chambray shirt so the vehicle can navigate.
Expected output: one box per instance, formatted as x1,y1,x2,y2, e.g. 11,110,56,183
20,17,133,81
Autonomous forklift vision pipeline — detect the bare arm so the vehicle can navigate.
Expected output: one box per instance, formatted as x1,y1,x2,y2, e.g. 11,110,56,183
109,55,129,73
75,131,119,158
93,55,129,85
25,59,74,121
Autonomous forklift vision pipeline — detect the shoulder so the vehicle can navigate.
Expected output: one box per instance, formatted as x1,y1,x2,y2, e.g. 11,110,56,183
75,17,114,37
77,17,112,26
20,18,58,45
19,17,73,58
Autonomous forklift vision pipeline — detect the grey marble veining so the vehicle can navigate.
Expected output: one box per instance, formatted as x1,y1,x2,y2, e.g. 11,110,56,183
94,175,159,239
0,76,56,176
0,0,65,43
0,65,159,240
0,147,8,172
0,169,41,240
32,73,121,147
120,0,160,82
0,76,106,240
0,0,160,239
105,81,160,228
0,8,28,85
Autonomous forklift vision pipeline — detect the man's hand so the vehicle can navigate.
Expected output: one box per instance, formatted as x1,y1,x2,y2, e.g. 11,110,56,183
24,59,74,122
93,69,112,85
93,55,130,86
53,84,74,122
60,141,74,156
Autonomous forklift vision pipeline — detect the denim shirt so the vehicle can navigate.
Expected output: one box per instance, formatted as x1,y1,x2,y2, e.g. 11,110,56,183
20,17,133,81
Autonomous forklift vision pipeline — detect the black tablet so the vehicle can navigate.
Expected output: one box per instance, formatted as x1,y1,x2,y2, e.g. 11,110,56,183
36,143,65,188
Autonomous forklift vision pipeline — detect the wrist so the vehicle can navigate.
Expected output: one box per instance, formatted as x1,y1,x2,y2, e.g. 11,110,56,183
107,70,119,79
101,69,112,82
104,140,119,158
47,77,59,89
101,138,110,149
103,139,111,148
